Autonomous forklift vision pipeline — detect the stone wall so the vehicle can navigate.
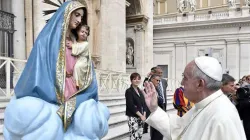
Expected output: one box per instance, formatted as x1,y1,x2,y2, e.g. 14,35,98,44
154,17,250,82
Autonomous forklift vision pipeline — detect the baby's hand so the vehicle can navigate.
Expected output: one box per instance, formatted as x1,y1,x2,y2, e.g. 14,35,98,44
66,40,72,49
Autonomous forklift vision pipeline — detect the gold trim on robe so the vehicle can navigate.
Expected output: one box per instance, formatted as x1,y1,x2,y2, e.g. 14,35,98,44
55,1,92,131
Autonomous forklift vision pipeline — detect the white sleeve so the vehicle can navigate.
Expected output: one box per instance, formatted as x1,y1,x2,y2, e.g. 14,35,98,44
72,42,88,56
146,107,180,140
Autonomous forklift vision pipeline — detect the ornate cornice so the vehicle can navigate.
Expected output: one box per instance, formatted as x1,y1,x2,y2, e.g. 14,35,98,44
126,14,149,25
154,17,250,32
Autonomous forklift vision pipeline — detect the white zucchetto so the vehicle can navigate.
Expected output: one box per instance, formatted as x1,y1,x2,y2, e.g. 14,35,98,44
194,56,222,81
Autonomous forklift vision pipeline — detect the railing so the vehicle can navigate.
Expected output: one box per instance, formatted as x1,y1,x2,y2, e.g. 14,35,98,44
0,10,15,32
166,78,182,94
0,57,131,96
95,69,130,94
154,6,250,25
0,56,26,97
0,10,15,58
0,57,182,96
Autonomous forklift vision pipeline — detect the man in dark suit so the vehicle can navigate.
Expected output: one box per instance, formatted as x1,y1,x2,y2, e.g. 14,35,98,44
149,74,166,140
143,67,157,84
155,66,168,109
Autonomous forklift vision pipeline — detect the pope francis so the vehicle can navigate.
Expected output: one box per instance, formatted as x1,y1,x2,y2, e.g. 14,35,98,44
143,56,246,140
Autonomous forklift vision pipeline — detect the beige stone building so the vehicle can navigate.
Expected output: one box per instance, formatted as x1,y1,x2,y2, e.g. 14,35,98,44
153,0,250,88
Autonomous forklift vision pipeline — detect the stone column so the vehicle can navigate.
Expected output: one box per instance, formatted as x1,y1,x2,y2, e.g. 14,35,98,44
239,39,250,77
25,0,33,58
99,0,126,72
226,39,240,80
242,6,250,17
165,1,168,13
174,43,186,81
229,7,236,18
33,1,46,40
157,2,160,14
12,0,26,85
134,25,146,75
177,13,183,22
187,12,195,21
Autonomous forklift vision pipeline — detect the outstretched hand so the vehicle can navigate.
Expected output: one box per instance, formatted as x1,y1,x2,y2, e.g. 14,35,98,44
142,82,158,113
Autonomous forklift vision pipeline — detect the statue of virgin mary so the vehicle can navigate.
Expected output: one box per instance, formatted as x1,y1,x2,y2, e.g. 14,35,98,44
3,1,109,140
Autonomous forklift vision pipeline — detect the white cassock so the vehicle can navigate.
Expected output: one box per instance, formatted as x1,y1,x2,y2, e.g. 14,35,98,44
146,90,246,140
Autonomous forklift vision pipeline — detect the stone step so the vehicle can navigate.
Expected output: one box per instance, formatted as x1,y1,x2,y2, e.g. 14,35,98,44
0,125,3,135
0,97,11,102
100,98,125,106
103,124,129,140
99,93,124,97
167,104,174,110
104,100,126,107
99,96,125,101
0,113,4,125
0,102,8,109
109,105,126,115
0,102,8,113
109,114,127,128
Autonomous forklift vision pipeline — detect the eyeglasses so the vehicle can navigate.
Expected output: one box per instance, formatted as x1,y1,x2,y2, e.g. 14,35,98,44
154,79,160,82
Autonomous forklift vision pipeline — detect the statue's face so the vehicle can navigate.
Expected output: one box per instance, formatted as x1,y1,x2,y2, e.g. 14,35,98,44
77,26,88,41
69,8,84,29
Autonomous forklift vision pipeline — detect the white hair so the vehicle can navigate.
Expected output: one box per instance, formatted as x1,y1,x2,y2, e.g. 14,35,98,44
192,64,222,91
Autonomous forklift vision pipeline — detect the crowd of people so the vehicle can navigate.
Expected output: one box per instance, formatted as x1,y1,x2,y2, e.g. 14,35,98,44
125,56,250,140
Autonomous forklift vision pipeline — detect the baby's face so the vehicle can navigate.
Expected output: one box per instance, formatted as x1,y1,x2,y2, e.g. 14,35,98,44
77,26,88,41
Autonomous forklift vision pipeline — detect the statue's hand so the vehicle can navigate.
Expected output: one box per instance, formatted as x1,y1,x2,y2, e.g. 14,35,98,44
66,40,72,49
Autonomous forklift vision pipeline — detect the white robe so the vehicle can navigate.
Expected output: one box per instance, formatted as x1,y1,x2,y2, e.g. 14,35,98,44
146,90,246,140
72,41,89,88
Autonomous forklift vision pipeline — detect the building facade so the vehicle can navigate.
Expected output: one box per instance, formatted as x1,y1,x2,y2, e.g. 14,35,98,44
153,0,250,85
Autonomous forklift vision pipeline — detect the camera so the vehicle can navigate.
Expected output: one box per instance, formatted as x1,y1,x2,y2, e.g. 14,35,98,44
235,86,250,139
236,86,250,100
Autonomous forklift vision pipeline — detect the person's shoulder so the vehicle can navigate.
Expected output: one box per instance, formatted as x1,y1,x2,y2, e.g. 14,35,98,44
161,78,168,83
211,96,240,119
125,87,132,94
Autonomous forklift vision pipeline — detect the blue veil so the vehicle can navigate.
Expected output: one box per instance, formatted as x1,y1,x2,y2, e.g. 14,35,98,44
14,1,100,129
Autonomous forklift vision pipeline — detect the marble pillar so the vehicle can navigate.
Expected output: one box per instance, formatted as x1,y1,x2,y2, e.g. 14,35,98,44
143,0,154,76
239,39,250,77
25,0,33,58
226,39,240,80
33,1,46,40
134,25,146,75
99,0,126,72
175,43,186,81
242,6,250,17
12,0,26,85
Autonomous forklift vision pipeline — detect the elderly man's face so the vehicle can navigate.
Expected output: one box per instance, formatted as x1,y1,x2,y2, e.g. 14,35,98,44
221,81,236,95
181,61,199,103
155,68,163,78
151,76,160,87
247,77,250,84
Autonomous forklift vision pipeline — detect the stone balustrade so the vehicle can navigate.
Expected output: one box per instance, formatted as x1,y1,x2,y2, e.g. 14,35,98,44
0,56,181,96
154,6,250,25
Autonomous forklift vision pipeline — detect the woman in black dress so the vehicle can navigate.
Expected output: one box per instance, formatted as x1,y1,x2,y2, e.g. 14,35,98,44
125,73,146,140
